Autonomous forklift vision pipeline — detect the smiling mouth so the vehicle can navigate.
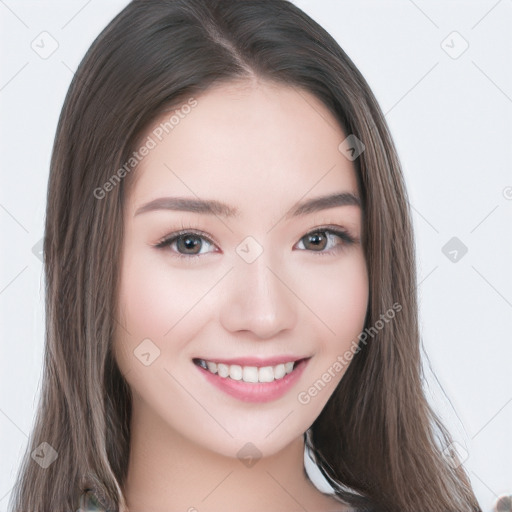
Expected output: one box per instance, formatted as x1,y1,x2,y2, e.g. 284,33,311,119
192,357,308,384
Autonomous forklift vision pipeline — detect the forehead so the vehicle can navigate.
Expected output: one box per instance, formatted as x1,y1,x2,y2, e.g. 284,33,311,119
126,79,359,220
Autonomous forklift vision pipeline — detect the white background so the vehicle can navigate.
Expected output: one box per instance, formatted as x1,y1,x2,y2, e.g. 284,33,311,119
0,1,511,511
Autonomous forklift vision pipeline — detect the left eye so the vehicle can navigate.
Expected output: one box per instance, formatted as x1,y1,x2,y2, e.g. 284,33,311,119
155,227,355,260
296,228,355,255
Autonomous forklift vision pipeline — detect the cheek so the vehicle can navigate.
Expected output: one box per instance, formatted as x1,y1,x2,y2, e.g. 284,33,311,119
293,253,368,412
117,246,215,341
117,245,368,345
114,244,216,376
305,252,369,348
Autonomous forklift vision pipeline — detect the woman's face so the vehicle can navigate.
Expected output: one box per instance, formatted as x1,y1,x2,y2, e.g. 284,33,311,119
114,79,368,458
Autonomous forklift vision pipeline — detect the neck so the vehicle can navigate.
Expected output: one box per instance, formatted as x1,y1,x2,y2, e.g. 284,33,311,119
121,394,339,512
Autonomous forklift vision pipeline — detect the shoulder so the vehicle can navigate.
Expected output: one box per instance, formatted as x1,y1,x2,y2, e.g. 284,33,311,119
78,490,106,511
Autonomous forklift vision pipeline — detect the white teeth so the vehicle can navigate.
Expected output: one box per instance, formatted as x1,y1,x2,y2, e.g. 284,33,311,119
229,364,243,381
217,363,229,378
243,366,259,383
258,366,274,383
274,363,286,379
197,358,299,383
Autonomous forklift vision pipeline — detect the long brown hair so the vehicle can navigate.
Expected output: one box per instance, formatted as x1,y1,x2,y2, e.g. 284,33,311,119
9,1,481,511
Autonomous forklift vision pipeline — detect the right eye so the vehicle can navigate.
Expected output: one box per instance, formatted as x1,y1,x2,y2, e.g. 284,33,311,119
154,230,219,260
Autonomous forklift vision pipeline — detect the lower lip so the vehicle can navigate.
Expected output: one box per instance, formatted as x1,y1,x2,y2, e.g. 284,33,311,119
194,358,310,403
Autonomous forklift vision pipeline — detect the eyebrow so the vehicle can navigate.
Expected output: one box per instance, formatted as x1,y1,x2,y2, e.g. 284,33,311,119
134,192,360,219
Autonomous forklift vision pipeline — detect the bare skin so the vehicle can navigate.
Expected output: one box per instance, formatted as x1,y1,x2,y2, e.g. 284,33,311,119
114,77,368,512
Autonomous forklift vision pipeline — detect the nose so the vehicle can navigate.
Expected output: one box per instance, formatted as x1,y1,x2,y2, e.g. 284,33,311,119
219,252,297,339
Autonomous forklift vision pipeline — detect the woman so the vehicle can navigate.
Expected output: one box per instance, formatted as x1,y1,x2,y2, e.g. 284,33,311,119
9,0,481,511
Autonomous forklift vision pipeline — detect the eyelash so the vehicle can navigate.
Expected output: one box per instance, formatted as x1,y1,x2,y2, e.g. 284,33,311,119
154,223,356,261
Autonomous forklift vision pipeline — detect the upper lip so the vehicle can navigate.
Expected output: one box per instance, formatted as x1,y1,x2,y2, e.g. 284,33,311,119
193,355,310,367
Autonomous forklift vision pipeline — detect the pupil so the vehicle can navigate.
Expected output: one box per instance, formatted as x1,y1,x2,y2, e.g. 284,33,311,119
308,232,326,250
179,235,200,254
